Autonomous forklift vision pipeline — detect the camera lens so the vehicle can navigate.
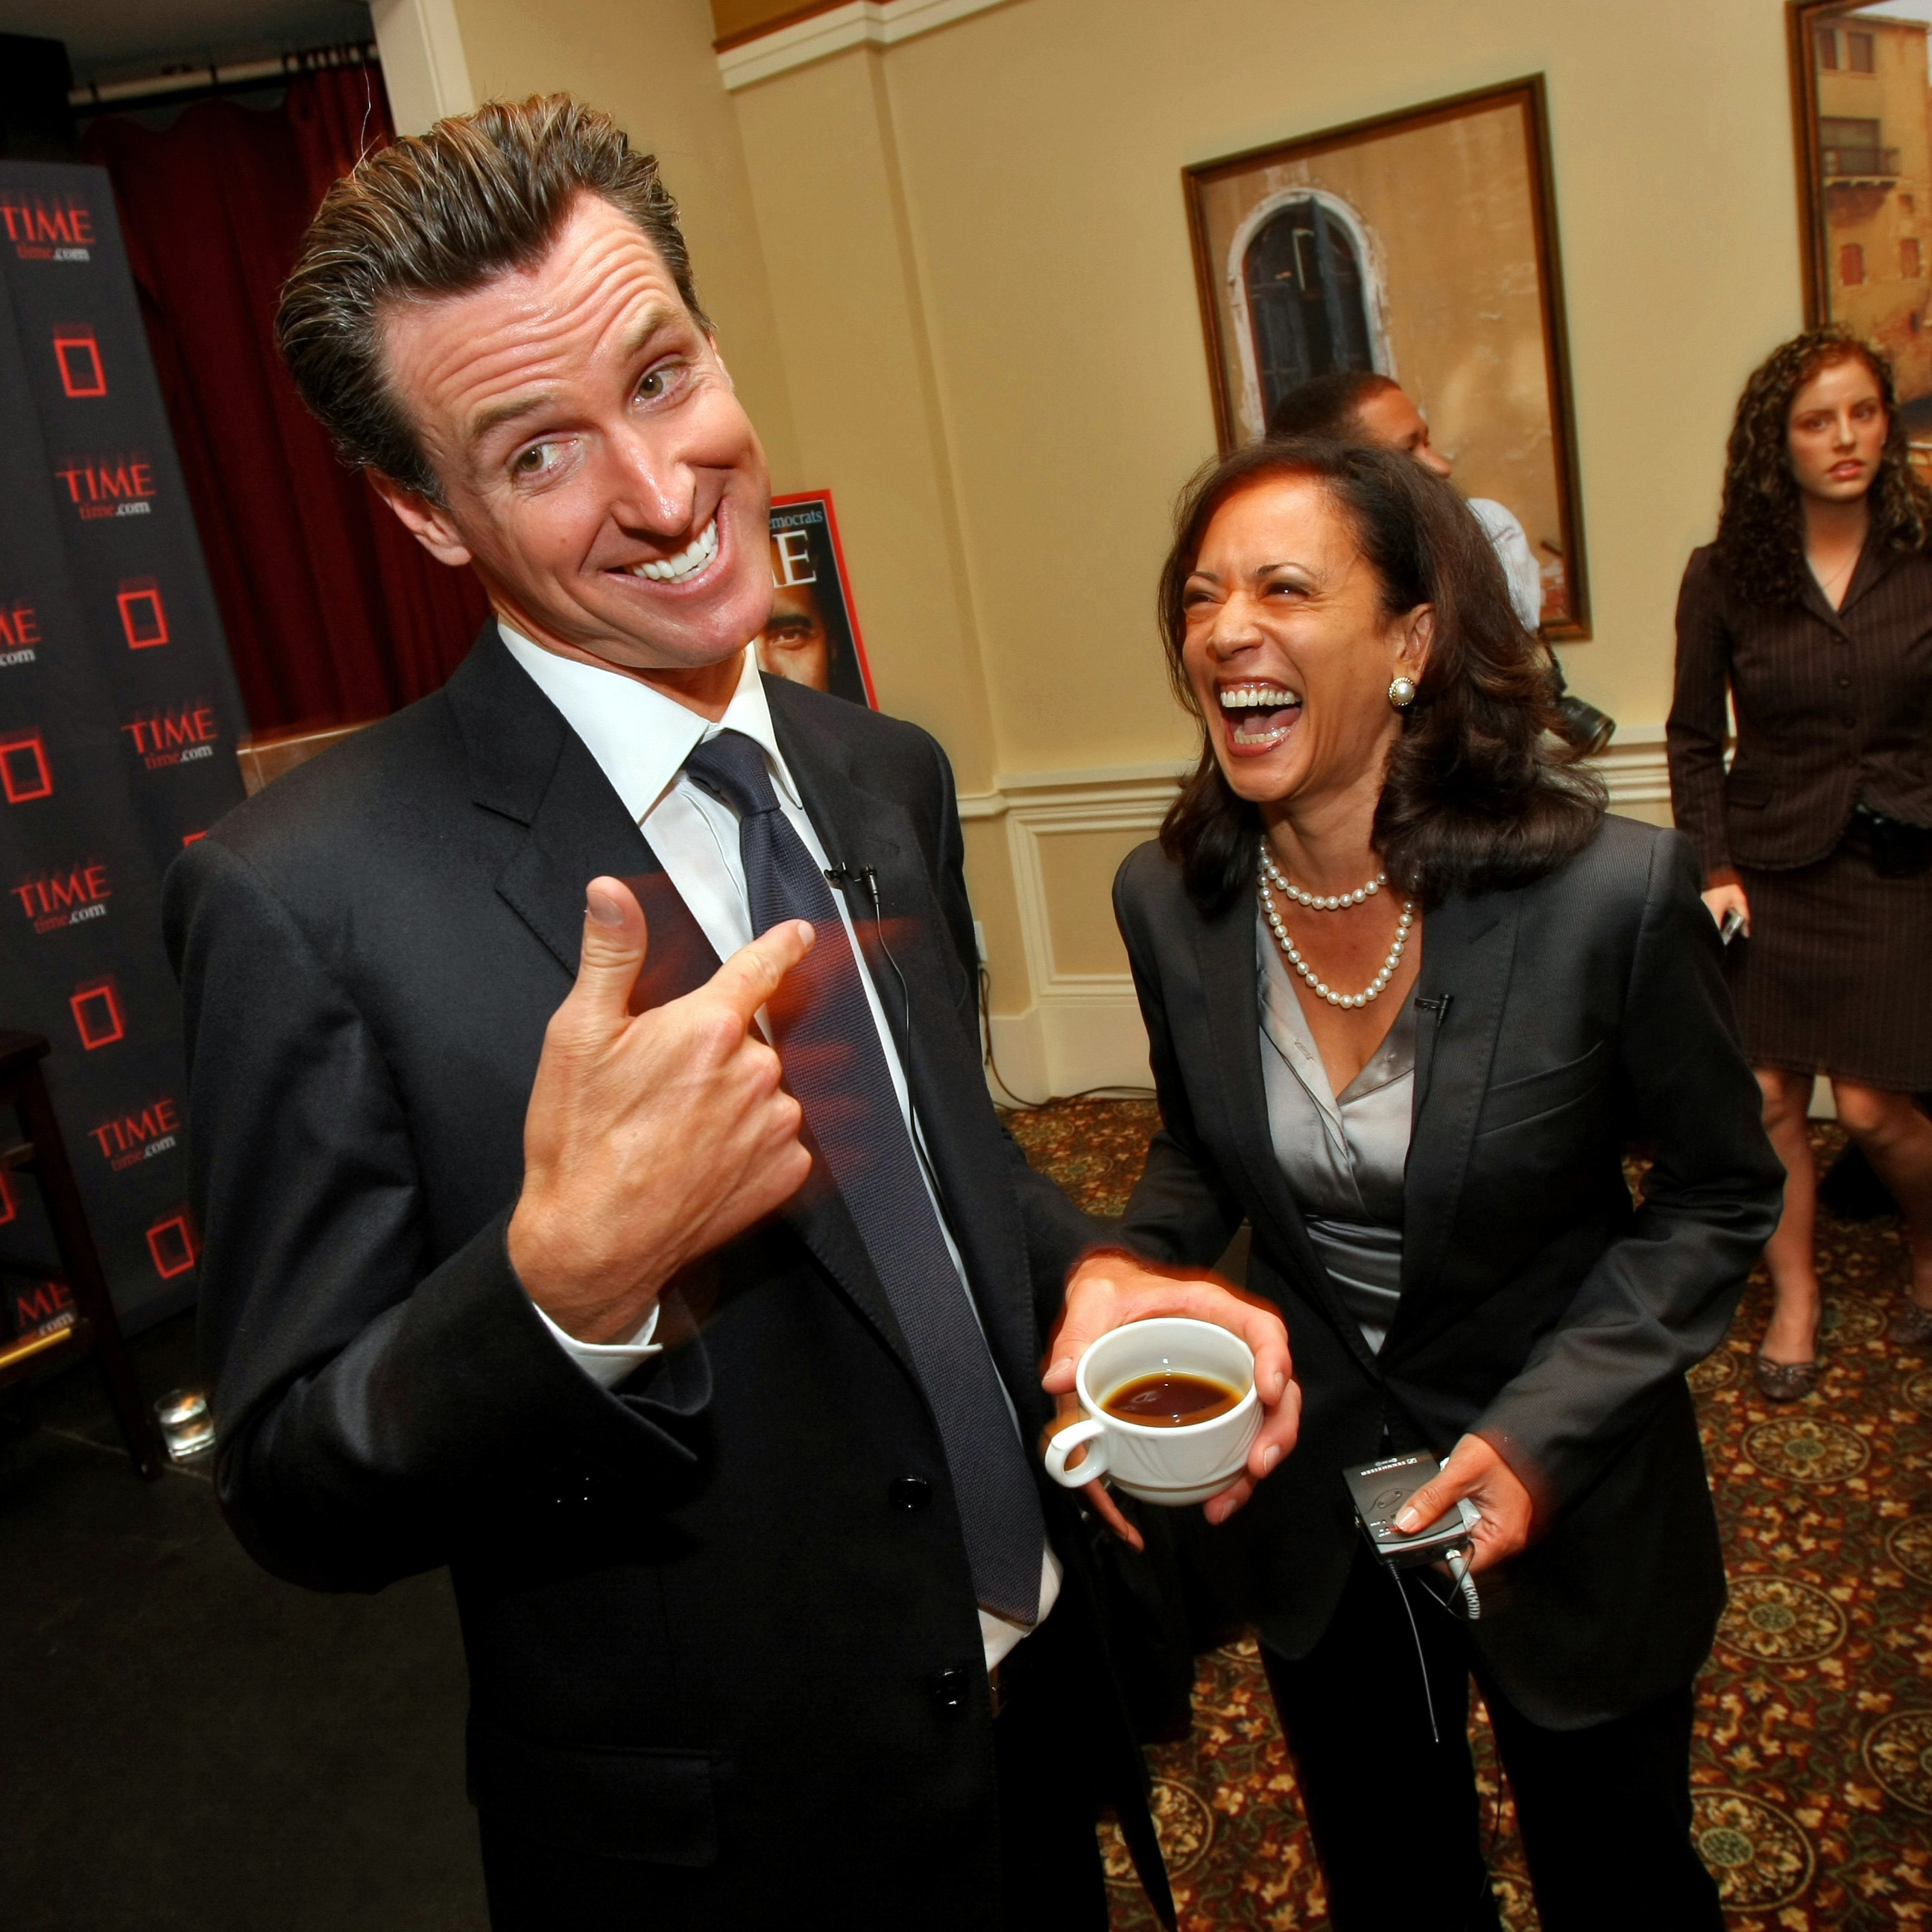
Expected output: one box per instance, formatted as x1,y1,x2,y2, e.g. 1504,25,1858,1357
1555,695,1615,757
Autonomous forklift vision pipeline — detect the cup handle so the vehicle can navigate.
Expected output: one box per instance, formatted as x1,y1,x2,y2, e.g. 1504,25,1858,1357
1043,1418,1108,1488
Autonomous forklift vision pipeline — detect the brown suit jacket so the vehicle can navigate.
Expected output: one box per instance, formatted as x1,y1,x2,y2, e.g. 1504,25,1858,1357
1667,540,1932,877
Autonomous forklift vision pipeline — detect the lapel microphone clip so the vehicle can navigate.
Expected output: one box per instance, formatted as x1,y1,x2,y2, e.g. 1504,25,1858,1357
824,862,883,904
823,862,911,1044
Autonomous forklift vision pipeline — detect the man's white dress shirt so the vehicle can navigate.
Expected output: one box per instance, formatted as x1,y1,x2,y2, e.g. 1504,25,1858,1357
499,623,1058,1667
1468,497,1545,633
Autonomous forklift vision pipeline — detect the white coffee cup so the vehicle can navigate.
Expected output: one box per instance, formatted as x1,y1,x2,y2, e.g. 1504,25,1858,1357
1041,1317,1260,1506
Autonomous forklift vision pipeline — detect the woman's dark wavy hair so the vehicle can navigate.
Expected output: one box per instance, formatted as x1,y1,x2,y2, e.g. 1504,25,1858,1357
1156,438,1604,915
1714,326,1931,604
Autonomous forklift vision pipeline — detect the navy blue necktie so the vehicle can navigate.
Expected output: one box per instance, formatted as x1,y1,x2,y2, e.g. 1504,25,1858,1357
684,729,1043,1625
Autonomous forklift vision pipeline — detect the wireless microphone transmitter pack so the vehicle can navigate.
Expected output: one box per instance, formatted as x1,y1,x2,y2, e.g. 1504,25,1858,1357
1343,1450,1480,1569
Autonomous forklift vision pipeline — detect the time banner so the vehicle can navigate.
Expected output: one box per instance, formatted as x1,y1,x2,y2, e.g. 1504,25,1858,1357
0,161,246,1335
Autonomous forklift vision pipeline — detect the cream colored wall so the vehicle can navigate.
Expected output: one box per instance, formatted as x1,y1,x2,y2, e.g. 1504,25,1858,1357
446,0,804,486
865,0,1801,769
726,0,1804,1085
728,48,1000,787
429,0,1807,1091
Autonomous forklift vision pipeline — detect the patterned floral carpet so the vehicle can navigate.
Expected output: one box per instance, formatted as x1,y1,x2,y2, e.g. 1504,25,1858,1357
1006,1105,1932,1931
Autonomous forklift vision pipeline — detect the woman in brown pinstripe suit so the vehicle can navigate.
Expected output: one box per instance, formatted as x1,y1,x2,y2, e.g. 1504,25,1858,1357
1669,327,1932,1401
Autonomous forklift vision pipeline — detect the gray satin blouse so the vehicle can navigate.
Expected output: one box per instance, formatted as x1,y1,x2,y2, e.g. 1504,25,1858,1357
1257,912,1415,1352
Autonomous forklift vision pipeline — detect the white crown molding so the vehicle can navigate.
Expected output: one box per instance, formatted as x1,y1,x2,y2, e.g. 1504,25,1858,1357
719,0,1016,91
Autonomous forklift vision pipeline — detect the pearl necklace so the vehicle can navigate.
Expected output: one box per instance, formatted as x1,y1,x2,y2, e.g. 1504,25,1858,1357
1259,849,1385,909
1257,854,1415,1009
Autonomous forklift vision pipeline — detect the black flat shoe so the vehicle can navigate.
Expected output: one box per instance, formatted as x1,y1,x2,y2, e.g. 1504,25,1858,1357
1753,1356,1819,1402
1888,1301,1932,1349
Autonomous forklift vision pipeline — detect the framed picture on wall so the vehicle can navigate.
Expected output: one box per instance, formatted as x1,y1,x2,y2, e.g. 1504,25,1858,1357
760,490,877,707
1182,77,1590,637
1790,2,1932,446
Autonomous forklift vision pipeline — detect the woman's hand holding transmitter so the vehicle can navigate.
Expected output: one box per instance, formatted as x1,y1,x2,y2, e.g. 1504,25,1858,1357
1392,1433,1534,1575
508,875,815,1342
1043,1253,1301,1549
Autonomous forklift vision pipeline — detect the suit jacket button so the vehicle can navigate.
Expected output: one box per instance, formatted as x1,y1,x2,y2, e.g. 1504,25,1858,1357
890,1476,933,1512
929,1664,972,1714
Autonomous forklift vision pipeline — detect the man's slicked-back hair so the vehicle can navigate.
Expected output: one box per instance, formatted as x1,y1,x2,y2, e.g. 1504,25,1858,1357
1264,368,1398,441
276,95,710,502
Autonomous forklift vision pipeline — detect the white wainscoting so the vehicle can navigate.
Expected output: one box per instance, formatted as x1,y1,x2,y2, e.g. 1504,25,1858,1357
963,728,1673,1103
964,763,1187,1099
1589,720,1672,813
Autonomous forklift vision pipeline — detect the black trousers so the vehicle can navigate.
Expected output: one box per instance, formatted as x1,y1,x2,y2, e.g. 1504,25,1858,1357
994,1601,1111,1931
479,1607,1108,1931
1260,1548,1723,1932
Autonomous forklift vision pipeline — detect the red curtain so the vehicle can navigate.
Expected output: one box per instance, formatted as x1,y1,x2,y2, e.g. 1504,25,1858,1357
82,67,489,736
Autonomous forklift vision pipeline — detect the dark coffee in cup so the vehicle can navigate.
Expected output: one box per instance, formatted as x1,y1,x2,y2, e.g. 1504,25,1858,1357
1045,1319,1260,1504
1101,1371,1242,1428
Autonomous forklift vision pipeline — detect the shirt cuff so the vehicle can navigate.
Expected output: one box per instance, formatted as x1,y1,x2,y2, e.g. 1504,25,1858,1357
980,1543,1063,1674
533,1299,663,1389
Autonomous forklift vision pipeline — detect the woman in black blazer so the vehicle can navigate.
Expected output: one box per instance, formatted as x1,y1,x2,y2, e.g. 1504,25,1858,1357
1669,327,1932,1395
1111,440,1782,1931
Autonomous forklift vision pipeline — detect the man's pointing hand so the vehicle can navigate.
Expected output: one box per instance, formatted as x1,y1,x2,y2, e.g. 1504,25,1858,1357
508,875,814,1341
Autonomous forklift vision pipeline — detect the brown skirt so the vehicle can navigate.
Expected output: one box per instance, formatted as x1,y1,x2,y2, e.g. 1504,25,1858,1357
1734,827,1932,1090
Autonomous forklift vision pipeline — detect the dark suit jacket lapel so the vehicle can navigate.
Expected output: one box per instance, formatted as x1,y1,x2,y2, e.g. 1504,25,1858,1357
446,628,663,979
1194,894,1384,1380
771,688,1046,1409
1799,533,1899,631
1837,534,1902,621
1388,888,1521,1348
444,631,918,1381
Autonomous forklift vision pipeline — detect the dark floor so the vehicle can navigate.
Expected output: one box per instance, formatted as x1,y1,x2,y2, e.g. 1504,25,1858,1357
1029,1117,1932,1932
4,1115,1926,1931
0,1313,484,1931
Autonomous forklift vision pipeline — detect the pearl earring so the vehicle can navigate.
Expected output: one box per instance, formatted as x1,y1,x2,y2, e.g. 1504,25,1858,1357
1388,675,1417,710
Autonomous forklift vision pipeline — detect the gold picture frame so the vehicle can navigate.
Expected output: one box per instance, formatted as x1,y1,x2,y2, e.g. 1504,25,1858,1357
1789,1,1932,446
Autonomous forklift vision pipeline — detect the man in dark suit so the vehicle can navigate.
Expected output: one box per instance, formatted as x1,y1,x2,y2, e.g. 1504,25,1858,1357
165,97,1299,1928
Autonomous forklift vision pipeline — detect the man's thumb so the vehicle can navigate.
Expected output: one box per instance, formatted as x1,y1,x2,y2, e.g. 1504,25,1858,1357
573,877,649,1015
